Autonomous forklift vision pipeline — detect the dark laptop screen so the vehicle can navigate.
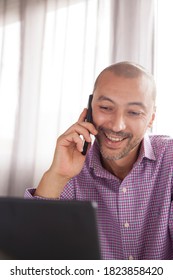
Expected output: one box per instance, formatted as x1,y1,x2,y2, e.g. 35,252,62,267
0,197,100,260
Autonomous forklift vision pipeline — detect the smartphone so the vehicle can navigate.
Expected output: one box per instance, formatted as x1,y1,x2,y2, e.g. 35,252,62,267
82,94,93,155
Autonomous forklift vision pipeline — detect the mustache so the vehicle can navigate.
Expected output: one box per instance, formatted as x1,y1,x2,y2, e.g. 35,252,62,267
97,126,132,139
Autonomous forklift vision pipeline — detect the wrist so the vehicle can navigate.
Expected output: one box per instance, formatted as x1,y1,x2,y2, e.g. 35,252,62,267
35,169,70,199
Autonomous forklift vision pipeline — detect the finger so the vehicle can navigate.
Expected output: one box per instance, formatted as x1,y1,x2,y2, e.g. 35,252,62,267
78,108,88,122
72,126,92,143
64,123,93,142
77,109,98,135
77,121,98,136
60,132,86,152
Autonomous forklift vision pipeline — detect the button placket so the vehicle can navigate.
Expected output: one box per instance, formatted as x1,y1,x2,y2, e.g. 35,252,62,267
124,221,130,228
128,255,134,260
122,187,127,194
119,184,133,259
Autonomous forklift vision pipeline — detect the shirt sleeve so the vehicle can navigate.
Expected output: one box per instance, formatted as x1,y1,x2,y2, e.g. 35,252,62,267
24,178,76,200
24,188,58,200
24,188,37,198
59,179,76,200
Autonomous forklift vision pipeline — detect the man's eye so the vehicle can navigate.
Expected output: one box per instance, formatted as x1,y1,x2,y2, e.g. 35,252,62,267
100,106,112,111
128,111,141,116
100,106,108,110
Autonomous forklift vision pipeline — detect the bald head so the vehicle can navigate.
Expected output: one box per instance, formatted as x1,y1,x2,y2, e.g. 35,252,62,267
93,61,156,104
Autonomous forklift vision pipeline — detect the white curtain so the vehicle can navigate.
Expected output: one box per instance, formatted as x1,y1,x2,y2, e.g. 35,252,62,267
153,0,173,137
0,0,155,196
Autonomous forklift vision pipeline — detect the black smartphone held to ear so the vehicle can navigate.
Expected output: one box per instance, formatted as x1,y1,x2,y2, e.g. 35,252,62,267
82,94,93,155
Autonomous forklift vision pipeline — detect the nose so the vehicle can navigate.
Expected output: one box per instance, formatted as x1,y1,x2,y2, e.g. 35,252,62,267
108,112,126,132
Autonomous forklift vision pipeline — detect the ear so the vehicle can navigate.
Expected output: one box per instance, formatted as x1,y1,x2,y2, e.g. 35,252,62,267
148,107,156,129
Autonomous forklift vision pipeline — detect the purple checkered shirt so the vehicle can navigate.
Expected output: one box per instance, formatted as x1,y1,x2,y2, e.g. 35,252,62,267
25,134,173,260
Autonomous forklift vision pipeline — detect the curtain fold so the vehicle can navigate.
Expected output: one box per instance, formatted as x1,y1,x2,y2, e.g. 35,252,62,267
0,0,20,195
8,0,47,195
110,0,155,72
0,0,155,196
153,0,173,137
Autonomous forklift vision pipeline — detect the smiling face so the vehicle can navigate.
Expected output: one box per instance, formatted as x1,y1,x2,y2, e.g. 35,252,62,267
92,70,155,164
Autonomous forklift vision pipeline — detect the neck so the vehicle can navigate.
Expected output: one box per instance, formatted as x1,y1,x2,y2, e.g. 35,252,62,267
101,147,140,180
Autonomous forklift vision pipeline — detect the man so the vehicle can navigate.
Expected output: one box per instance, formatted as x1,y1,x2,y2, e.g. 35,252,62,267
25,61,173,260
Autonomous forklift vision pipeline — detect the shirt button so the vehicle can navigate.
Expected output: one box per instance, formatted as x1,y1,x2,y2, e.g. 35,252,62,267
129,255,134,260
122,187,127,193
124,222,129,228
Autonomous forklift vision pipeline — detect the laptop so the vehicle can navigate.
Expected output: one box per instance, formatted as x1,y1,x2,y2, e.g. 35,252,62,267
0,197,101,260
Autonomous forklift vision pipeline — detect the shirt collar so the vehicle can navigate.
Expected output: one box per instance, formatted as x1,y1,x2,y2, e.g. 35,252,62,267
137,134,156,163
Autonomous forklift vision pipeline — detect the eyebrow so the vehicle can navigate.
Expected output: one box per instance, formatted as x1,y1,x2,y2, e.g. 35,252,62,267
97,96,115,104
96,96,147,110
127,102,147,110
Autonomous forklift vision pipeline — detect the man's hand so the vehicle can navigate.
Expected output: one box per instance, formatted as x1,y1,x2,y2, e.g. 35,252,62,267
34,109,98,198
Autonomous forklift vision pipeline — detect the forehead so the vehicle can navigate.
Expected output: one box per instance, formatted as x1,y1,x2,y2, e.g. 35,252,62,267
93,71,153,105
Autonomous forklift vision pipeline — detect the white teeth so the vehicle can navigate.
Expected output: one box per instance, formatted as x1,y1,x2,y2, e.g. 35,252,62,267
105,134,124,142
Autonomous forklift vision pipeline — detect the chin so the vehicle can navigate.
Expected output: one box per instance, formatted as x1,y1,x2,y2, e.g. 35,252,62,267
99,139,140,161
100,147,128,161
